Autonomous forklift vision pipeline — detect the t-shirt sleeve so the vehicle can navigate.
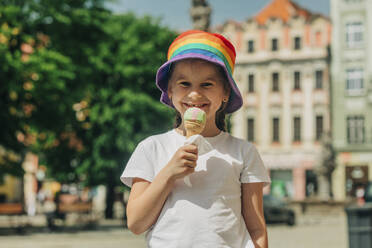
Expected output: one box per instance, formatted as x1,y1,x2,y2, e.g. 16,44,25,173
240,143,271,186
120,139,155,188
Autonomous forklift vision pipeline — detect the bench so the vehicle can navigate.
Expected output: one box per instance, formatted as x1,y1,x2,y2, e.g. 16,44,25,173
0,203,24,215
47,200,95,229
58,202,92,213
0,203,26,233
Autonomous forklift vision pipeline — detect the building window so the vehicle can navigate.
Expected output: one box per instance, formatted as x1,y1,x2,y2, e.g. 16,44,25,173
273,117,280,142
347,116,365,144
248,74,255,93
272,72,279,92
248,40,255,53
294,71,301,90
270,170,294,198
315,70,323,89
346,22,364,48
271,38,278,51
247,118,255,142
294,36,301,50
306,170,318,197
346,69,364,94
316,115,323,141
293,117,301,141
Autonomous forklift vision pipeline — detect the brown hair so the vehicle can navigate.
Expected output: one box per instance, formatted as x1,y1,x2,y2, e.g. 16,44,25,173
168,59,231,131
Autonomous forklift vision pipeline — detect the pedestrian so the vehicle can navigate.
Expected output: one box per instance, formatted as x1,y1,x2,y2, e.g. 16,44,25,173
120,30,271,248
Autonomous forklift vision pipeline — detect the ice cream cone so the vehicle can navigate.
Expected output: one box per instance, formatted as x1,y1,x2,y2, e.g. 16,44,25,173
183,107,206,137
184,120,206,137
183,107,207,187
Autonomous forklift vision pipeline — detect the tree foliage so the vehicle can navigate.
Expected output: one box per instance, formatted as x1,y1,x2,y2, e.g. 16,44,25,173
0,2,76,177
1,0,177,194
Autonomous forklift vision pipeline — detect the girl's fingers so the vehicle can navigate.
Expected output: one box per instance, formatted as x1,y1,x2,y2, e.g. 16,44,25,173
183,159,197,168
186,167,195,174
182,152,198,161
183,144,198,154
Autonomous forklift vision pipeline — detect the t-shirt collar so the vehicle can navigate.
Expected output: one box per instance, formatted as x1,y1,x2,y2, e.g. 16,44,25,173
170,129,226,145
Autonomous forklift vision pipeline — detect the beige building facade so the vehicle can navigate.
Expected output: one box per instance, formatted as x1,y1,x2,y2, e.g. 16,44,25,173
218,0,332,200
330,0,372,201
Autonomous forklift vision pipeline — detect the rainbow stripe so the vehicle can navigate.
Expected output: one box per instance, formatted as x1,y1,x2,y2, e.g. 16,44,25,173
167,30,236,75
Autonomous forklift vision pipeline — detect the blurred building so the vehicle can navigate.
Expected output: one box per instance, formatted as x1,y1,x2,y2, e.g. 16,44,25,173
0,153,39,215
217,0,332,200
330,0,372,201
0,175,22,203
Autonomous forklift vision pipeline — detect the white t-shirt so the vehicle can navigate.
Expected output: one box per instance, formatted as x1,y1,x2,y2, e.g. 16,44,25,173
120,129,271,248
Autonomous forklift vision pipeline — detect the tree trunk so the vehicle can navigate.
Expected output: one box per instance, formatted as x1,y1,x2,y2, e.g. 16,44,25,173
105,175,115,219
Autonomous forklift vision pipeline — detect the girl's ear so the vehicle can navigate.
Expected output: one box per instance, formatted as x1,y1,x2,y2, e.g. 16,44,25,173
167,83,173,101
224,88,231,102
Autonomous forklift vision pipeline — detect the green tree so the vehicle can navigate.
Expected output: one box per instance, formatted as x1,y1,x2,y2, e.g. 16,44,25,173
76,14,176,218
1,0,176,218
0,3,75,178
42,11,176,218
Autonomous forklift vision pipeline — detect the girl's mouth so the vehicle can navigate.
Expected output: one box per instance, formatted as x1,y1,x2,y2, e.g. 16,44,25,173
183,103,209,109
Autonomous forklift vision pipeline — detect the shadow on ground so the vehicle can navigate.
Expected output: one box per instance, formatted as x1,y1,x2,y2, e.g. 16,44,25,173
0,219,127,236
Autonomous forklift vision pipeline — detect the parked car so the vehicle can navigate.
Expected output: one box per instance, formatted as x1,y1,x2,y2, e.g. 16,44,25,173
263,194,295,226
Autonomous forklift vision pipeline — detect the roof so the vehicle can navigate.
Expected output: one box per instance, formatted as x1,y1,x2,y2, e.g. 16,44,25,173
255,0,312,25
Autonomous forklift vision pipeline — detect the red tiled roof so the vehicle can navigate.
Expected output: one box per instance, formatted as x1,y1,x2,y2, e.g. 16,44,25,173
255,0,312,25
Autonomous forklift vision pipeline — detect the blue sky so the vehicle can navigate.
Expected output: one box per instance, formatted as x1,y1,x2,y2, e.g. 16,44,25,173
106,0,330,31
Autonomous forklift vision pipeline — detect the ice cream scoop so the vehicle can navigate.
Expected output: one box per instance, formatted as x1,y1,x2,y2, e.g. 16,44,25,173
184,107,207,137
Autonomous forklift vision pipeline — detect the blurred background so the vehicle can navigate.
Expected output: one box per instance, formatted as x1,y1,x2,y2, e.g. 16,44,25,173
1,0,371,247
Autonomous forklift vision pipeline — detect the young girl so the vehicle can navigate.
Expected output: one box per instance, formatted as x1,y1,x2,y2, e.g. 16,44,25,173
120,30,271,248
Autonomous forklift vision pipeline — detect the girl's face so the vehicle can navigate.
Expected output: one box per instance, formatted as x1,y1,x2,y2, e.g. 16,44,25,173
167,59,230,128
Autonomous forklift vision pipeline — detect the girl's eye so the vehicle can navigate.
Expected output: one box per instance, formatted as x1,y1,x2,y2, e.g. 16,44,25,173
202,82,213,87
179,81,191,87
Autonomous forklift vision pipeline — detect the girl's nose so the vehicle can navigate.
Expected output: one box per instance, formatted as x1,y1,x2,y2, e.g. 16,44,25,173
187,89,203,99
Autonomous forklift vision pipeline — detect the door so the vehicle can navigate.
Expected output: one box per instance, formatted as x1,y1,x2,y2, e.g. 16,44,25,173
345,165,369,197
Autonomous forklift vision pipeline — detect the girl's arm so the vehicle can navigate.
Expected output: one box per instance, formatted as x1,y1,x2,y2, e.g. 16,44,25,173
126,144,198,235
126,174,174,235
241,182,268,248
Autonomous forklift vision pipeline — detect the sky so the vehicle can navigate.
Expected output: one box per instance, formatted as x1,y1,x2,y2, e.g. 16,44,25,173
105,0,330,31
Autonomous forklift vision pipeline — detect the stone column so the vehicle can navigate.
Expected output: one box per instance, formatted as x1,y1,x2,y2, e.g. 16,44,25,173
282,70,291,149
259,72,270,148
293,167,306,200
303,68,314,149
23,153,38,216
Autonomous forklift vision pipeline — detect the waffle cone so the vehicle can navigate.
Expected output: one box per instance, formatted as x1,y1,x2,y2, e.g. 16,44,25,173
184,120,205,137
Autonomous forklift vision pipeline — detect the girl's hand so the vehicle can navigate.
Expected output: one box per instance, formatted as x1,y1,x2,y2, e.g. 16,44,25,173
164,144,198,180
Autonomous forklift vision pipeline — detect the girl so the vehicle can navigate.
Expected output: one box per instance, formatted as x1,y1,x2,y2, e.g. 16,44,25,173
120,30,271,248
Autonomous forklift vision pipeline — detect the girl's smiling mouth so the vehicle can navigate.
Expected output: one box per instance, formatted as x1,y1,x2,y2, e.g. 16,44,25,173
183,103,209,109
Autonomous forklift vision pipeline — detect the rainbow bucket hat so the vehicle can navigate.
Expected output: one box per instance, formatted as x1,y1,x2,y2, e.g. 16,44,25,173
156,30,243,113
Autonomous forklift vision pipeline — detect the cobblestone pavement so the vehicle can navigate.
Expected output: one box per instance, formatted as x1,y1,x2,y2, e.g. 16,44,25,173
267,213,347,248
0,210,348,248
